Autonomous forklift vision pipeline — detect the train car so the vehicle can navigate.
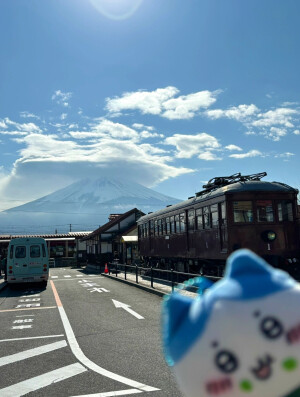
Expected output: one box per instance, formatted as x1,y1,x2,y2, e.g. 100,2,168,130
137,172,300,277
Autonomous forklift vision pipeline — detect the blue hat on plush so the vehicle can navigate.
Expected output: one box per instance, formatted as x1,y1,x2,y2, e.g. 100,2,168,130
162,249,300,397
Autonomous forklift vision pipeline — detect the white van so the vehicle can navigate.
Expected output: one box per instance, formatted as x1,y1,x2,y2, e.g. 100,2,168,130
7,237,49,286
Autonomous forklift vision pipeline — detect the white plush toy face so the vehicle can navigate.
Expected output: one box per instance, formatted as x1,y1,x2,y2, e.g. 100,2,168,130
162,250,300,397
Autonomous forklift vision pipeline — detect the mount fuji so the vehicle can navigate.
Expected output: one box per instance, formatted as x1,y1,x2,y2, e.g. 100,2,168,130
0,177,181,235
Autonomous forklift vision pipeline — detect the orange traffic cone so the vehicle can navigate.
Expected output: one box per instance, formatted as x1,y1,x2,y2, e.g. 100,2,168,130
104,263,109,274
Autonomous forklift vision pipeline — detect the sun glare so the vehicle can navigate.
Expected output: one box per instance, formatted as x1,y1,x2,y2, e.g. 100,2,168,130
89,0,143,20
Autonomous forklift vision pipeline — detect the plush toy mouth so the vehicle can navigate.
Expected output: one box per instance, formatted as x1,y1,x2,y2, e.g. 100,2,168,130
251,355,273,380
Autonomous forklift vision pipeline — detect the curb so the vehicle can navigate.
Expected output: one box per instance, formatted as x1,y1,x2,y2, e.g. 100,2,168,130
100,273,166,297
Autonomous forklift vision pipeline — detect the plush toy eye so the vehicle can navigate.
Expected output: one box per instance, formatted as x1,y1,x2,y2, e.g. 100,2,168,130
215,350,239,373
260,316,283,339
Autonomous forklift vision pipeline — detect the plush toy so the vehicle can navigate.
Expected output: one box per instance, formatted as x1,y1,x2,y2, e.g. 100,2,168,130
162,249,300,397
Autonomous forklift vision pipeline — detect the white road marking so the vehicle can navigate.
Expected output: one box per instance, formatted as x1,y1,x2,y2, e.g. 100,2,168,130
19,298,40,302
0,334,64,343
58,305,159,392
112,300,144,320
0,340,67,367
13,319,34,323
16,303,40,308
0,362,87,396
64,275,72,278
88,288,109,293
12,325,33,330
51,276,58,278
15,315,35,317
70,389,143,396
76,275,83,277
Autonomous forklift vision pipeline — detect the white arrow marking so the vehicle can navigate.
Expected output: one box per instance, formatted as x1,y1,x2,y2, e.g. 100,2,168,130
12,325,33,330
112,300,144,320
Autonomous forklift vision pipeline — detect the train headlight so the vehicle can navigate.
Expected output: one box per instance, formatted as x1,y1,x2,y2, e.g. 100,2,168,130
267,231,276,241
261,230,277,242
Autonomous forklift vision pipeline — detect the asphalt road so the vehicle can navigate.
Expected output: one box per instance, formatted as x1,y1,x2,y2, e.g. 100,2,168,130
0,267,183,397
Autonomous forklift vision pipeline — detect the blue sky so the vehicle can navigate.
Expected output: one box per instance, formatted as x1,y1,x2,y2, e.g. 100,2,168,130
0,0,299,211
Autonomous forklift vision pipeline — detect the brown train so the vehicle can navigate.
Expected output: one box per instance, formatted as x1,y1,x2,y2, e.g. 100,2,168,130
137,172,300,278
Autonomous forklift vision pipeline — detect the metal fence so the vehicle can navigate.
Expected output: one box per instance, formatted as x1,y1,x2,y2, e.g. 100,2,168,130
101,262,221,293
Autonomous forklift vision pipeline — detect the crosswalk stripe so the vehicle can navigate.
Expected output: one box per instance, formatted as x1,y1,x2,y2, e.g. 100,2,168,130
70,389,143,396
0,362,87,397
0,340,67,367
64,275,72,278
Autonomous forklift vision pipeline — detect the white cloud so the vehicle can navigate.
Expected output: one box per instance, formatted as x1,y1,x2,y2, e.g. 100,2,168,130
106,87,219,119
276,152,295,158
69,119,139,140
0,130,194,206
0,130,28,136
162,90,219,120
3,118,42,134
60,113,67,120
140,130,163,139
51,90,72,107
198,151,222,161
165,133,220,158
252,108,297,128
106,86,178,115
20,111,40,119
206,104,259,121
293,129,300,135
225,144,242,151
229,150,263,159
0,120,7,129
266,127,287,141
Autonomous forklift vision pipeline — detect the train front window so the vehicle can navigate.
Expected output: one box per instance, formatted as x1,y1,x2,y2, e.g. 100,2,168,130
233,201,253,223
170,216,175,234
257,200,274,222
278,200,293,221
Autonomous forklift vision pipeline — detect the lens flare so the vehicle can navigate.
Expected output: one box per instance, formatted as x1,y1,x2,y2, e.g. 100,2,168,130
89,0,143,20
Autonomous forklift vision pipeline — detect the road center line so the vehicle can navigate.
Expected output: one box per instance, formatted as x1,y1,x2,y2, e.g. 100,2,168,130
50,280,159,393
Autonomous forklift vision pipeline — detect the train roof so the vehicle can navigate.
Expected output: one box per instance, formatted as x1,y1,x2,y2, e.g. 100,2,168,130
138,180,298,222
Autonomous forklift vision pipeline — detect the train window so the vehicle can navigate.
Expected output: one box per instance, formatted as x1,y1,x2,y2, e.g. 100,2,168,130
211,204,218,228
257,200,274,222
180,213,186,232
221,202,226,224
233,201,253,223
170,216,175,234
196,208,203,229
188,209,195,231
166,217,170,234
203,206,211,228
154,220,158,235
138,225,142,238
158,219,162,235
175,214,180,233
278,200,293,221
150,220,154,236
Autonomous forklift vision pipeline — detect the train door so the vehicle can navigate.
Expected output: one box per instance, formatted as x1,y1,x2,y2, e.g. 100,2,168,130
219,201,228,251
